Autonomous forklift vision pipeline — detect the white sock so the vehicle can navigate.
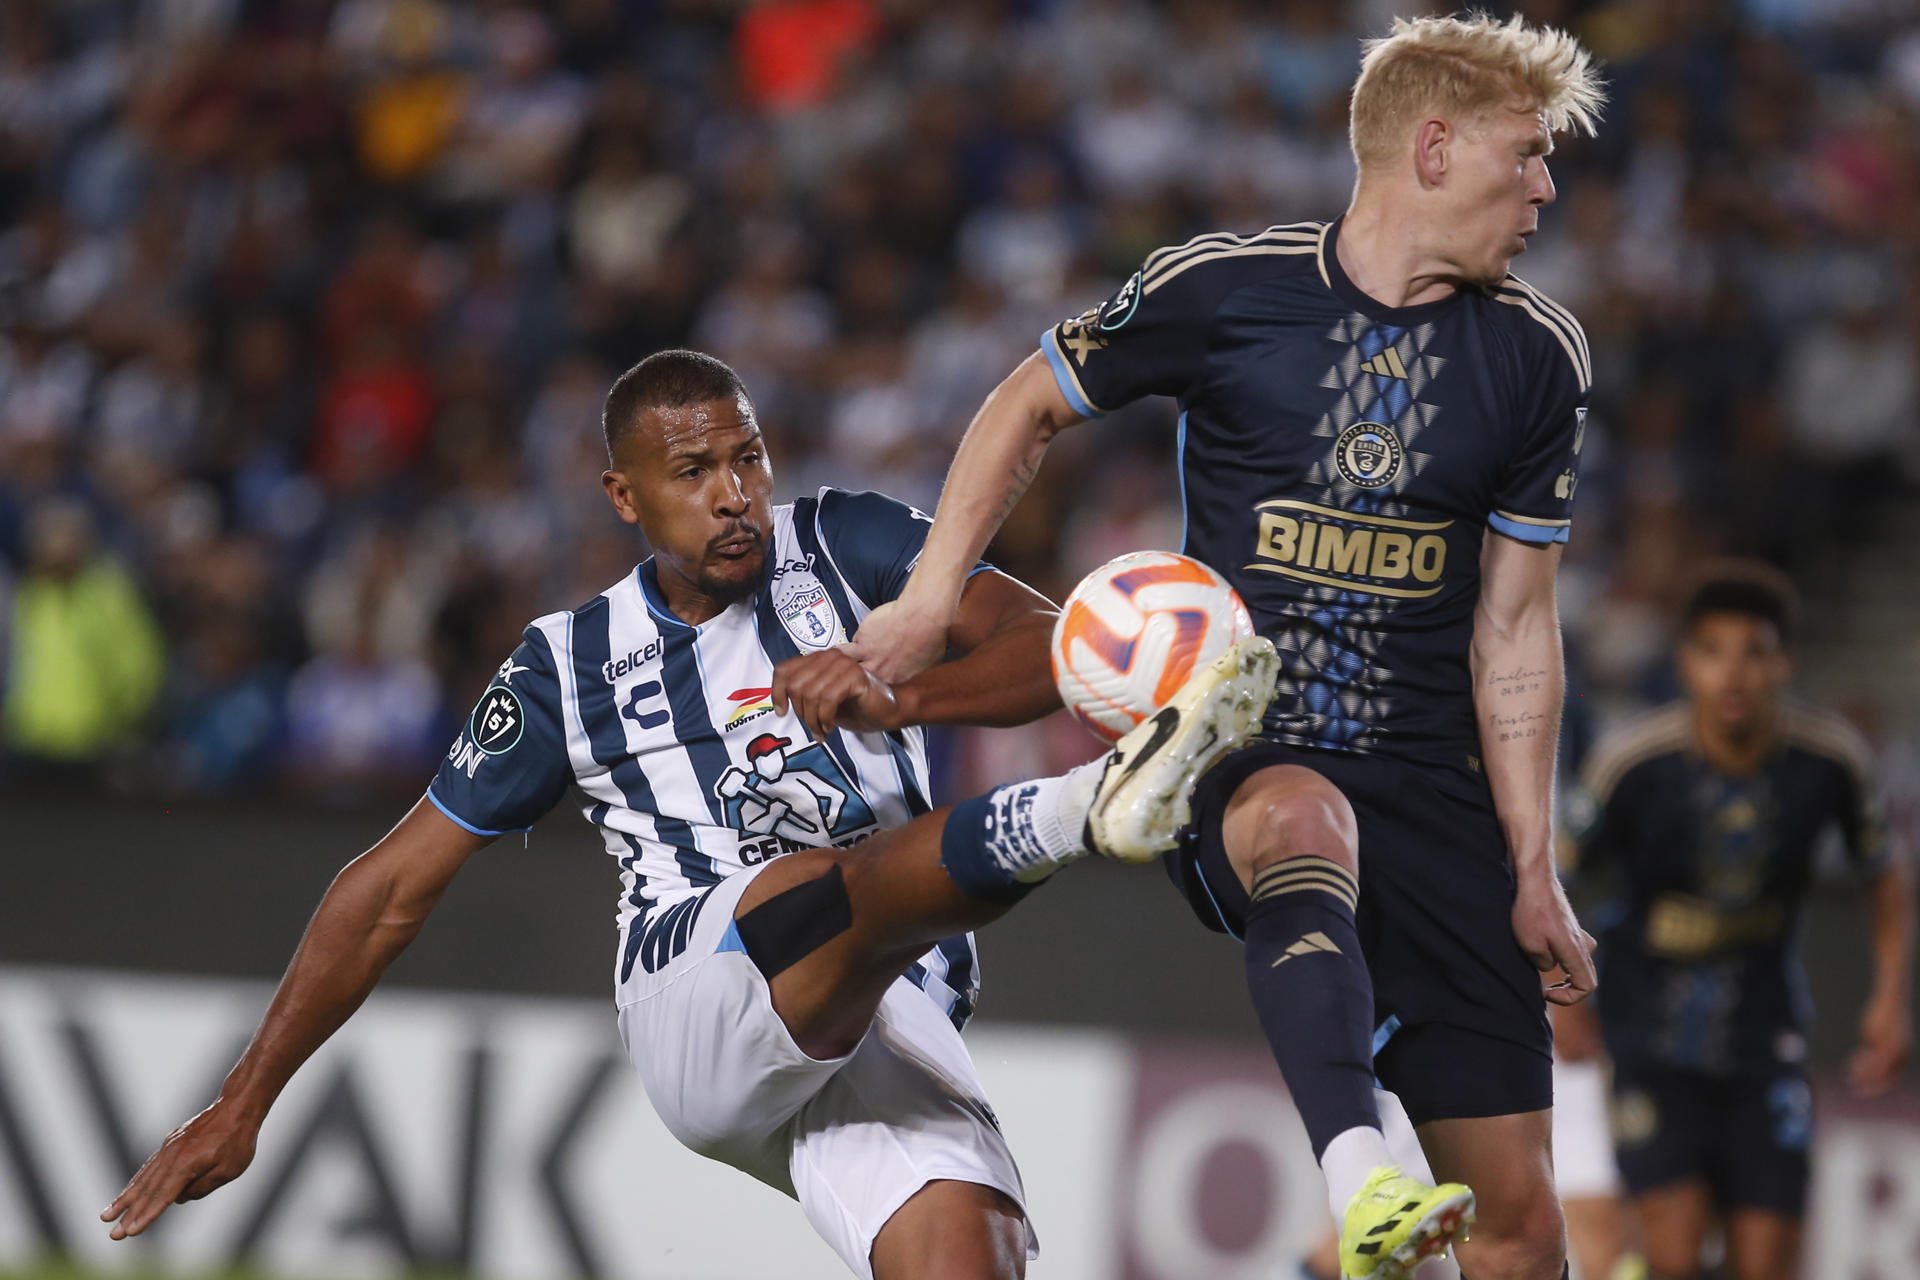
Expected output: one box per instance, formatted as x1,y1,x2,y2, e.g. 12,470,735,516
1376,1088,1440,1185
1321,1123,1394,1222
981,760,1103,883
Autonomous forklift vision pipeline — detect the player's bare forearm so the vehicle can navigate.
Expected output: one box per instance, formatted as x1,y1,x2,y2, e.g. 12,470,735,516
102,800,485,1238
1473,535,1594,1000
907,353,1080,612
896,616,1059,727
1472,622,1563,877
219,822,468,1114
896,568,1061,727
778,571,1060,733
1471,537,1566,879
850,355,1082,684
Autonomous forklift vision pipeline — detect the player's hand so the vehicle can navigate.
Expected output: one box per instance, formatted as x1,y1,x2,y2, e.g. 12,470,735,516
1849,991,1911,1098
102,1100,260,1239
1512,870,1596,1006
844,598,949,686
773,648,902,738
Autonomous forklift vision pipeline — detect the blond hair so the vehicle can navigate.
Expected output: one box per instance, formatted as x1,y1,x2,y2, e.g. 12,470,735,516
1349,12,1605,171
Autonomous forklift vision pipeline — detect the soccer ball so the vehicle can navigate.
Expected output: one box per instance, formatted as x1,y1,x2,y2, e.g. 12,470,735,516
1052,550,1255,744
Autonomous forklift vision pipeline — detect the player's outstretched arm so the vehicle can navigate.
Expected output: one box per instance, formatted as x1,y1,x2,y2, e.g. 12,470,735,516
1851,851,1915,1096
101,798,490,1239
846,352,1083,684
898,566,1059,726
774,569,1060,737
1472,532,1596,1005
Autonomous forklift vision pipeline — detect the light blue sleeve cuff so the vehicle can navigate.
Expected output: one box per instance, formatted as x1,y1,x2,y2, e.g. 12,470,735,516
1040,329,1105,419
426,786,524,838
1487,512,1571,544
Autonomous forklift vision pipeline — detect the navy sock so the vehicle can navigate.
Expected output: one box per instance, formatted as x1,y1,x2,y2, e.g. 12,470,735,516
938,793,1042,905
1241,855,1380,1156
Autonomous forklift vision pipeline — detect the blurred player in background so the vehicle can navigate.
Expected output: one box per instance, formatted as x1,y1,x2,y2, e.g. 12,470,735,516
853,14,1605,1279
101,350,1280,1278
1569,563,1914,1280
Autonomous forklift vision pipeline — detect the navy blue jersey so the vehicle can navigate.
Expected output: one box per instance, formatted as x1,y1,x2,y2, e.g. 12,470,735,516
1043,219,1589,793
427,488,990,1027
1573,703,1888,1075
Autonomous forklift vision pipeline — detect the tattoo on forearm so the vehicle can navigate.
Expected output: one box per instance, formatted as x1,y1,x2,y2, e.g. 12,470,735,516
1487,665,1546,698
995,453,1041,523
1483,664,1555,744
1487,708,1548,742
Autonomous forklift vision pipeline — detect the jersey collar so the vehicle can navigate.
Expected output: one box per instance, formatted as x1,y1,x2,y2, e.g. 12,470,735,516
635,560,692,628
635,553,775,630
1320,215,1469,326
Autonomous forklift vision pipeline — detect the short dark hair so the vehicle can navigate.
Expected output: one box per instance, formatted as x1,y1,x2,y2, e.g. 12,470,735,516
602,349,752,460
1681,560,1800,647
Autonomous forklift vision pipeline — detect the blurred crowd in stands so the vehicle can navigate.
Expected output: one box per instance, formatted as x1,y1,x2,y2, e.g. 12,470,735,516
1,0,1917,803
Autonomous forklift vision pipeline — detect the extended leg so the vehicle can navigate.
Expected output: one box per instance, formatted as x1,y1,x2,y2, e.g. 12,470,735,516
730,792,1063,1058
739,636,1278,1058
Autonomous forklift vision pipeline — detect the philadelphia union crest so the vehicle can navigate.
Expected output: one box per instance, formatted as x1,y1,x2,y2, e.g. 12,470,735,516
1334,421,1404,489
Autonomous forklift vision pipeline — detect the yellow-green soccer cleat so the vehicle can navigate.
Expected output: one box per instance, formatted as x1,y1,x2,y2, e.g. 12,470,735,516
1083,636,1279,862
1339,1165,1476,1279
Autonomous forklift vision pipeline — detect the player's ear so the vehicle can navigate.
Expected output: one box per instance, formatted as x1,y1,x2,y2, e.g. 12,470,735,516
603,469,643,526
1414,116,1449,187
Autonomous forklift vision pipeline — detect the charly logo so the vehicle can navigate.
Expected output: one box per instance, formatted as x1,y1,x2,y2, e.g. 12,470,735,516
470,687,525,755
1334,421,1403,489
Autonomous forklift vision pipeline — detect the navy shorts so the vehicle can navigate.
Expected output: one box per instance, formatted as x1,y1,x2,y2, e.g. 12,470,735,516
1609,1060,1812,1215
1165,739,1553,1124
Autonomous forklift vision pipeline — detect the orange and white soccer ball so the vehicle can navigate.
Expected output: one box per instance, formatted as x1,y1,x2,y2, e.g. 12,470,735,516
1051,550,1256,744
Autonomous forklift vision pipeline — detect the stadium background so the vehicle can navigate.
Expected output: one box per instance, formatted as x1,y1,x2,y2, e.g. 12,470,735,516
2,0,1918,1276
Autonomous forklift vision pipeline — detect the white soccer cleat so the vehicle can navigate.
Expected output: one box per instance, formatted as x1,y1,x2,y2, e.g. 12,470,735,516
1083,636,1279,863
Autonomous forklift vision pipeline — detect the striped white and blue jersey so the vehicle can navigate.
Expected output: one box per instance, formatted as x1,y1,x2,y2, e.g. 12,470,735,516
428,487,989,1029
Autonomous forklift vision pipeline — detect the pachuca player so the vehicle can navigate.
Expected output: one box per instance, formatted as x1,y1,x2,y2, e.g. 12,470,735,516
1570,564,1913,1280
102,349,1283,1279
849,15,1606,1279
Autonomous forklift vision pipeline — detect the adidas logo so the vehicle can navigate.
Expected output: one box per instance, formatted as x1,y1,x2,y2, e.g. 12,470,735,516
1359,348,1408,379
1271,931,1343,966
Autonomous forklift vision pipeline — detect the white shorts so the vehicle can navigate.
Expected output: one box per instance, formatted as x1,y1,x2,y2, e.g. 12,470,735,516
614,866,1035,1278
1552,1056,1621,1200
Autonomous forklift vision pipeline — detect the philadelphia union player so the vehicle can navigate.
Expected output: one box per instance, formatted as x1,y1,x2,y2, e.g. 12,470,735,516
850,16,1606,1280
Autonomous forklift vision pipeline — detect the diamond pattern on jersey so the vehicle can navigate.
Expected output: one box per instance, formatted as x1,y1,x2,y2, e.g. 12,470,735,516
1268,319,1445,753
